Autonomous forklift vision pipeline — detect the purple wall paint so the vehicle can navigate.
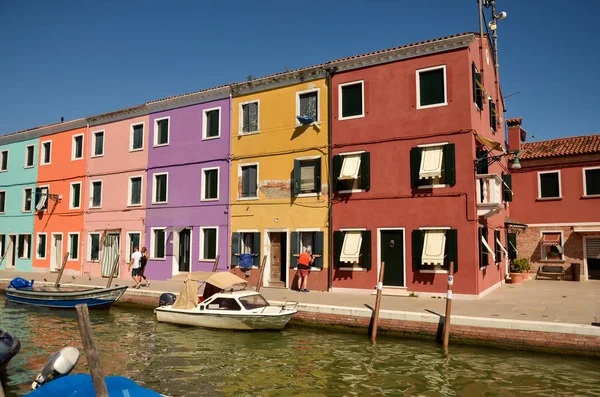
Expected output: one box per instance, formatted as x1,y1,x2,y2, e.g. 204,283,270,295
144,97,231,280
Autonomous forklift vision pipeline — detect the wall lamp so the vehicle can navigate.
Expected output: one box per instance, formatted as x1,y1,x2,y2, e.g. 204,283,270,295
474,150,521,170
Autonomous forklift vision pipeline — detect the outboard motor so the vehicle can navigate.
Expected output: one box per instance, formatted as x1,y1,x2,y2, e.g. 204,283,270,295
31,346,80,390
159,292,177,307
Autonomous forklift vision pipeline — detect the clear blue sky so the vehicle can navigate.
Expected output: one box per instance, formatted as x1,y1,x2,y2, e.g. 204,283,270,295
1,0,598,140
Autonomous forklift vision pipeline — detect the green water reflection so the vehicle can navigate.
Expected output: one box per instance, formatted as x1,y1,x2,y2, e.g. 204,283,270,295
1,299,599,396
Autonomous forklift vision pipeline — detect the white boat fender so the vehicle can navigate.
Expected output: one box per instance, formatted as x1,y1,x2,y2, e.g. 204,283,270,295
31,346,80,390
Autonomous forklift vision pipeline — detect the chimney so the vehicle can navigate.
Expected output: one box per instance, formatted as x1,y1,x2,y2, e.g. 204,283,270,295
507,118,525,151
60,117,64,123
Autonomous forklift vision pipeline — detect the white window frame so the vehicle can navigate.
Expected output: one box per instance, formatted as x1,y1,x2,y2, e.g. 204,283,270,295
201,167,220,201
199,226,219,261
126,231,142,263
338,80,365,121
416,65,448,110
295,88,320,127
24,144,35,168
153,116,171,147
238,99,260,136
22,187,33,212
0,190,5,214
152,172,169,204
40,140,52,165
0,150,8,172
91,130,105,157
537,170,562,199
296,155,321,198
150,227,167,260
87,233,101,261
71,133,84,161
202,106,221,140
68,232,80,261
35,185,50,212
128,175,144,207
129,122,145,152
90,180,103,209
540,230,565,261
238,163,259,200
69,182,82,210
338,150,366,194
582,166,600,197
36,232,47,259
17,234,31,259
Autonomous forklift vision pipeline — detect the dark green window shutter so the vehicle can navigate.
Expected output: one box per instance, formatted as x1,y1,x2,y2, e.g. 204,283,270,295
490,101,497,132
502,173,513,202
314,158,322,193
252,232,261,267
494,229,501,263
290,232,299,268
207,109,220,137
446,229,458,272
361,230,371,270
231,232,241,267
156,231,165,258
412,230,425,272
0,235,5,256
293,159,301,196
410,147,423,188
360,152,370,191
443,144,456,186
313,232,324,270
479,228,489,268
332,155,343,193
508,232,517,260
333,231,343,268
70,234,79,260
73,184,81,208
472,62,483,110
476,147,489,175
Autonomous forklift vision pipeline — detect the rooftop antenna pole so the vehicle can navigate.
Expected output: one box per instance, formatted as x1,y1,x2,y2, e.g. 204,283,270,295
478,0,485,80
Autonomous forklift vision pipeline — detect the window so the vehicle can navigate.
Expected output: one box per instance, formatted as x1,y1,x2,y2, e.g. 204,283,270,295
230,232,260,267
127,232,141,263
72,134,84,160
1,150,8,171
239,294,269,310
541,232,563,261
479,227,494,268
88,233,100,261
290,231,324,269
92,131,104,157
25,145,34,168
240,164,258,199
34,187,49,211
201,168,219,201
489,101,497,132
240,101,259,134
410,144,456,188
472,62,484,110
151,228,166,259
412,229,458,272
206,297,242,311
333,230,371,270
23,188,32,212
90,181,102,208
296,89,319,125
130,123,144,151
36,233,47,259
0,234,5,257
17,234,31,259
68,233,79,260
203,108,221,139
417,65,447,109
0,191,5,213
339,81,364,120
538,171,561,199
200,227,218,260
508,233,518,260
41,141,52,165
583,167,600,196
128,176,142,206
70,182,81,209
333,152,370,193
153,173,168,203
293,158,321,195
154,117,170,146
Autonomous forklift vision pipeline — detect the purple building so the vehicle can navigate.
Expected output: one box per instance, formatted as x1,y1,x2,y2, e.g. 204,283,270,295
144,88,231,280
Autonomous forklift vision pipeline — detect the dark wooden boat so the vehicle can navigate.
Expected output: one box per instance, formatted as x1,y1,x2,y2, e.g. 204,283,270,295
4,285,128,309
0,329,21,372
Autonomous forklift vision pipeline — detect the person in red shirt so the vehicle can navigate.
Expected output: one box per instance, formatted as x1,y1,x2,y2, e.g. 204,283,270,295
296,249,315,292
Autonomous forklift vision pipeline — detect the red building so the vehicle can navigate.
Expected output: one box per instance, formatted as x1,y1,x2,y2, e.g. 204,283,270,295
329,32,512,297
507,119,600,281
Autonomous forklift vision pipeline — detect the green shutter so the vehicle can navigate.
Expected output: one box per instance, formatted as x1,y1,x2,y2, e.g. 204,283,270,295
410,147,422,188
231,233,241,267
446,229,458,272
290,232,299,268
360,152,370,191
293,159,301,196
412,230,425,272
314,232,324,270
502,173,513,202
208,109,219,137
252,232,261,267
157,231,165,258
73,184,80,208
490,101,497,132
472,62,483,110
443,144,456,186
333,231,343,268
508,232,517,260
494,229,501,263
332,155,342,193
479,228,489,268
314,158,322,194
361,230,371,270
38,235,46,258
0,235,5,256
71,234,79,260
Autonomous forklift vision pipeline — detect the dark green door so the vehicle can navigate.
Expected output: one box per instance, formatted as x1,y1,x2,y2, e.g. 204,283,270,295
381,230,405,287
179,229,191,272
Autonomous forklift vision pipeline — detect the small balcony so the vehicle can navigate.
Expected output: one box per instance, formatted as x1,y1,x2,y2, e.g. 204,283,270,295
476,174,504,218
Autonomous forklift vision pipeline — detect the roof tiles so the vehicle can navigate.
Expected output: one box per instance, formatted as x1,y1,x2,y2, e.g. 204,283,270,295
519,135,600,160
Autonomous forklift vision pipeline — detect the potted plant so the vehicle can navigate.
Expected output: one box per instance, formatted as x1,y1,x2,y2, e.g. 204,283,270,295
510,258,530,284
547,251,560,260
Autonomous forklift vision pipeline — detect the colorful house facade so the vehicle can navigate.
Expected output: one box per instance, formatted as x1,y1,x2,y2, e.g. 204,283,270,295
144,88,231,280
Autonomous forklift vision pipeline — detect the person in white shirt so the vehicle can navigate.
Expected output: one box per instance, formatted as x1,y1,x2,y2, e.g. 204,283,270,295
129,247,143,289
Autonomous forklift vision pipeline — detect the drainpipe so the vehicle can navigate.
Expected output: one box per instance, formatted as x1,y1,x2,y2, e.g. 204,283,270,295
326,66,338,292
478,0,485,80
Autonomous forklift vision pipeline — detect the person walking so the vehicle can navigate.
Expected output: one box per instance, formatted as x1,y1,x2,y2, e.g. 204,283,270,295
296,248,315,292
139,247,150,287
129,246,143,289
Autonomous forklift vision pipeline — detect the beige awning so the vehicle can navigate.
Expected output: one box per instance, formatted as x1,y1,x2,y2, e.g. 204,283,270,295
476,134,504,152
482,235,496,262
542,233,561,246
186,271,248,290
339,155,361,180
421,230,446,266
419,146,443,179
340,231,362,263
496,238,508,255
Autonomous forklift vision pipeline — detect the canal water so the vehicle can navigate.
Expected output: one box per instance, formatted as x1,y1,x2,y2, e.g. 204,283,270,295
1,299,599,397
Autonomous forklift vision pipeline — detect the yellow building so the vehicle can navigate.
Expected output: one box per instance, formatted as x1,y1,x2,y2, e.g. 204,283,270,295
230,68,330,291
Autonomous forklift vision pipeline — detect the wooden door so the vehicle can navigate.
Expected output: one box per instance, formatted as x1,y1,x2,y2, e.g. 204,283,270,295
270,233,282,283
381,230,405,287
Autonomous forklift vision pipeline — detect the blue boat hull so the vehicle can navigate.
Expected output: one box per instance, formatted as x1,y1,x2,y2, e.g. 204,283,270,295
4,285,128,309
26,374,163,396
5,295,116,308
0,329,21,372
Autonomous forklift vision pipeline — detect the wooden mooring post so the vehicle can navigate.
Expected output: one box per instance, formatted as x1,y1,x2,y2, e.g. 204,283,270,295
442,262,455,350
255,255,267,292
212,254,220,272
75,304,108,397
0,379,5,397
54,253,70,287
105,254,120,288
370,261,385,343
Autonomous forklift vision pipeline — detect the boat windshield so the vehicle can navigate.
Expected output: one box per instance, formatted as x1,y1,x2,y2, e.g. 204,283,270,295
239,294,269,310
206,298,242,311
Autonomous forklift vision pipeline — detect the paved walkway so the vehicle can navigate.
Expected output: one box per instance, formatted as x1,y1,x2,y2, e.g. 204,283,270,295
1,269,598,326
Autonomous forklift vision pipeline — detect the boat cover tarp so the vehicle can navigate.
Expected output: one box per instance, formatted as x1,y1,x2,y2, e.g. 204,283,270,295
8,277,34,289
186,271,248,290
26,374,162,396
172,279,198,310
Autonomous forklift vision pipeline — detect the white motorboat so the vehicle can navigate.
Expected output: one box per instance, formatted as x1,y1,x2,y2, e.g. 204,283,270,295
155,271,298,331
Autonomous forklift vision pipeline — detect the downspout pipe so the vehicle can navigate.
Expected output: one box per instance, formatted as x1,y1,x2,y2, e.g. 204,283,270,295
326,66,338,292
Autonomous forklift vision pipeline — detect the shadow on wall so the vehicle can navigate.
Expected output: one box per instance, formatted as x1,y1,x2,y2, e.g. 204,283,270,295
412,271,435,285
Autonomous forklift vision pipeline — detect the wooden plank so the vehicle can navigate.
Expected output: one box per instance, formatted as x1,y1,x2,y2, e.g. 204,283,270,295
255,255,267,292
75,304,108,397
105,254,120,288
212,254,220,272
370,261,385,343
54,253,70,287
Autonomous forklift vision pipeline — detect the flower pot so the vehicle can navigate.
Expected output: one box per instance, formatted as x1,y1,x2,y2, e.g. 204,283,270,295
521,271,529,281
510,272,523,284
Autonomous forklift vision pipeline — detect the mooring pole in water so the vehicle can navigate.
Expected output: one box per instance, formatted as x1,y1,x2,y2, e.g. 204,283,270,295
54,253,70,287
0,379,5,397
75,304,108,397
370,261,385,343
442,262,455,350
105,254,120,288
256,255,267,292
212,254,220,272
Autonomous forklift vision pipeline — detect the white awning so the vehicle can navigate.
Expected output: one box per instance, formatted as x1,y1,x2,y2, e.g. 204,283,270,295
340,231,362,263
482,235,496,262
496,238,508,256
419,146,444,179
36,193,47,211
339,155,361,180
421,230,446,266
509,240,518,256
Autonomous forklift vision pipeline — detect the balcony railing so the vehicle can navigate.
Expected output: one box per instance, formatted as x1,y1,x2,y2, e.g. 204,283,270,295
476,174,504,217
